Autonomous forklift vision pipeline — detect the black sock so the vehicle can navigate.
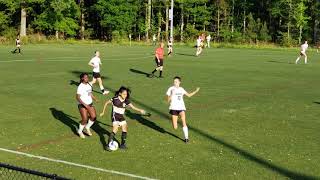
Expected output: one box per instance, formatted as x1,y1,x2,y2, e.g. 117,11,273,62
160,71,163,77
101,89,105,93
121,132,127,145
18,48,21,53
13,49,17,53
151,69,157,74
108,132,115,144
168,51,172,55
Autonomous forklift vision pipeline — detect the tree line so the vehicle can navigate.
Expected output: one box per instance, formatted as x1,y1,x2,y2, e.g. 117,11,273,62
0,0,319,46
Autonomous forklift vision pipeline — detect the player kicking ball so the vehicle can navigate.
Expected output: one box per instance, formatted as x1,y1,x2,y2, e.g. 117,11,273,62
100,86,146,151
166,76,200,143
295,41,308,64
76,73,98,138
88,51,109,95
149,43,165,78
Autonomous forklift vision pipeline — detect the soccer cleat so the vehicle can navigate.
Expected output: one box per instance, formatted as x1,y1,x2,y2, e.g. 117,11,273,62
85,128,92,136
78,131,85,139
184,139,189,143
105,145,112,152
119,144,127,150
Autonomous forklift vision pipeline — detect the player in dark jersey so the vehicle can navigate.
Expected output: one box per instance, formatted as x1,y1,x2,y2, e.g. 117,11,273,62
149,42,165,78
100,86,146,151
11,35,21,54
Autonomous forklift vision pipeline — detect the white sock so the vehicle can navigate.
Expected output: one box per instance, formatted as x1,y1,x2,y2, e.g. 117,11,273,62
295,57,300,64
182,126,189,140
304,57,307,64
78,124,85,133
85,120,95,129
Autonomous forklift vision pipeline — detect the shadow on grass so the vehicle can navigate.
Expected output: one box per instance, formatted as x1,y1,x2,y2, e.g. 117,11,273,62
129,68,150,77
176,53,196,57
267,60,294,64
313,101,320,105
68,71,318,179
126,111,184,142
50,107,112,150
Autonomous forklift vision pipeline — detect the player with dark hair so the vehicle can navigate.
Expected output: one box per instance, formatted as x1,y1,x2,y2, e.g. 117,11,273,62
76,73,98,138
100,86,146,151
166,76,200,143
149,43,165,78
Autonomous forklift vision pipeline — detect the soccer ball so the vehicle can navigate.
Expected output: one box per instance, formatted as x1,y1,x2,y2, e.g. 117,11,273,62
108,140,119,151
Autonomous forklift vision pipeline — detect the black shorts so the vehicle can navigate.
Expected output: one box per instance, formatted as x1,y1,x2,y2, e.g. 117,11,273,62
155,58,163,67
78,103,93,110
111,113,125,122
93,72,101,78
169,110,185,116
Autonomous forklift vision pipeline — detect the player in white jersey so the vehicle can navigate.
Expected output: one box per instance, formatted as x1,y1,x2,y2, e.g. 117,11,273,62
168,39,173,56
206,34,211,48
88,51,109,95
295,41,309,64
76,73,98,138
100,86,146,151
196,36,204,57
166,76,200,143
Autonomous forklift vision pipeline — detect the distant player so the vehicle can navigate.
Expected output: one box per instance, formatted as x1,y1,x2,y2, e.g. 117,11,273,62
152,34,157,46
11,35,21,54
76,73,98,138
206,34,211,48
295,41,308,64
149,43,165,78
166,76,200,143
195,36,204,57
100,86,146,151
168,39,173,56
88,51,109,95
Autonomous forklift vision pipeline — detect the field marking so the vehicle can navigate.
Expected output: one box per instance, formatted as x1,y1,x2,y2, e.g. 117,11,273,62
0,55,154,63
0,147,157,180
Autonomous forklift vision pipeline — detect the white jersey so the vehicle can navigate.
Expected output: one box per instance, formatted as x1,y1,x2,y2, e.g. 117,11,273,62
77,83,93,105
197,38,202,47
89,56,101,73
168,42,173,47
301,44,308,53
166,86,187,111
206,36,211,41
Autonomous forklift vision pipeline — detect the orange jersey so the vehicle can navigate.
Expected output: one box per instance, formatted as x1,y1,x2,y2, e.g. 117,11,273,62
155,47,164,59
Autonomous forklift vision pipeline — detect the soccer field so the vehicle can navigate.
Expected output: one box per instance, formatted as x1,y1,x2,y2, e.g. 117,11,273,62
0,44,319,180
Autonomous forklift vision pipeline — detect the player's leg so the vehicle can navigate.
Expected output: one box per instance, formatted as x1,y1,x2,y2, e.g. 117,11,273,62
18,47,21,54
106,122,119,150
78,106,89,138
159,65,163,78
85,105,96,136
179,111,189,143
304,53,308,64
171,112,179,130
120,122,128,149
97,77,109,95
296,53,302,64
90,77,97,85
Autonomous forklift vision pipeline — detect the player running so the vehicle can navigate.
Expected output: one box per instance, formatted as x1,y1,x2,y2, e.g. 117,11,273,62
88,51,109,95
168,39,173,56
76,73,98,139
149,43,165,78
100,86,146,151
166,76,200,143
195,36,204,57
11,35,21,54
295,41,309,64
206,34,211,48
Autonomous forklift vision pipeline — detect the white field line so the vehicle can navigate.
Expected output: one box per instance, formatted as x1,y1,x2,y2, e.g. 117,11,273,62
0,55,154,63
0,147,158,180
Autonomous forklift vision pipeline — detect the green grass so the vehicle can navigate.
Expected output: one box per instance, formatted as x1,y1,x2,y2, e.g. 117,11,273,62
0,44,319,180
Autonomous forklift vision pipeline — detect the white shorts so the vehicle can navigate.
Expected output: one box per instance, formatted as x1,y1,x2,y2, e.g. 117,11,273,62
113,121,127,127
17,45,21,48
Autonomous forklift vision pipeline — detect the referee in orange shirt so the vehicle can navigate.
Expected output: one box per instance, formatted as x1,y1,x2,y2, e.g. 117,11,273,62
149,42,165,78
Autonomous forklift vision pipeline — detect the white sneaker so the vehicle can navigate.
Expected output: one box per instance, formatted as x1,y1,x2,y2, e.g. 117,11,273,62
78,131,85,139
85,128,92,136
103,91,110,95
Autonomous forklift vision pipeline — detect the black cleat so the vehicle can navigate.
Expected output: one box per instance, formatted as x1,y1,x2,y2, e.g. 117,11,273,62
119,144,127,150
184,139,189,143
105,145,112,152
